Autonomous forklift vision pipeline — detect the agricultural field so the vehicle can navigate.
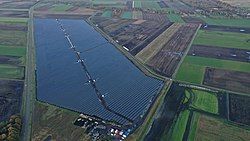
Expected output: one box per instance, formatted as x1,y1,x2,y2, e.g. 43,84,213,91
0,10,29,18
190,114,250,141
141,1,161,10
145,24,199,77
132,10,143,19
166,110,190,141
91,15,172,55
0,8,28,141
176,56,250,84
189,45,250,63
220,0,250,10
200,17,250,28
201,24,250,34
167,13,185,23
229,94,250,126
165,87,221,141
176,26,250,94
121,11,132,19
101,10,112,17
32,101,91,141
0,80,23,122
49,4,73,12
0,0,37,9
193,30,250,50
142,11,170,23
204,68,250,94
136,23,182,63
185,89,218,114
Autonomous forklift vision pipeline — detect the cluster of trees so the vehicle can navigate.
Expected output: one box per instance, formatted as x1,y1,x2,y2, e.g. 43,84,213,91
0,115,22,141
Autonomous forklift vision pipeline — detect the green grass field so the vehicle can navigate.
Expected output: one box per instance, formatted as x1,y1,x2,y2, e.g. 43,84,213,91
0,65,24,79
0,17,28,24
167,110,190,141
0,46,26,57
121,11,132,19
187,89,218,114
0,30,27,47
193,30,250,50
49,4,73,12
187,112,200,141
134,1,142,8
141,1,161,10
200,17,250,28
176,56,250,84
101,10,112,17
92,0,125,8
167,13,185,23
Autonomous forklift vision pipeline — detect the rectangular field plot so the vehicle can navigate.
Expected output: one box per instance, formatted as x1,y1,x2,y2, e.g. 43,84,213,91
201,24,250,34
193,30,250,50
0,30,27,47
193,115,250,141
0,10,29,18
121,11,132,19
49,4,73,12
199,17,250,28
35,19,163,124
0,65,24,79
176,56,250,84
189,45,250,63
0,80,23,122
141,1,161,10
167,110,190,141
142,11,170,23
0,1,37,9
146,24,199,77
229,94,250,126
203,68,250,94
0,55,24,66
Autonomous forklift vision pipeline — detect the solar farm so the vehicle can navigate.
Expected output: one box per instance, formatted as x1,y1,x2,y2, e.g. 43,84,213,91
0,0,250,141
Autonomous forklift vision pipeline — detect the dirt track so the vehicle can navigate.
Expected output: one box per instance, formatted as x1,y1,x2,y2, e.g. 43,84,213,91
203,67,250,94
189,45,250,63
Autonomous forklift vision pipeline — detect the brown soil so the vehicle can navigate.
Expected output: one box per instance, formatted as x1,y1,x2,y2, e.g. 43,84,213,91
189,45,250,63
203,67,250,94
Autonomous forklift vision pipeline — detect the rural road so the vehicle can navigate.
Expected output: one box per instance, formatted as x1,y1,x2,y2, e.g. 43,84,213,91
20,7,35,141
